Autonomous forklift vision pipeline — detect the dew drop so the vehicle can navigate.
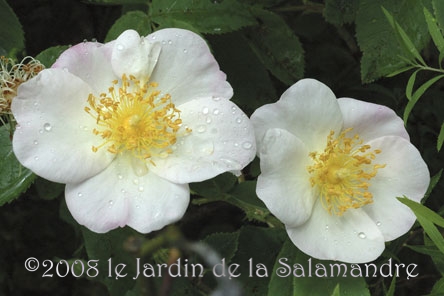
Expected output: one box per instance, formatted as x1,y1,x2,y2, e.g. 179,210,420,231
83,39,87,43
376,221,381,226
117,174,123,180
167,40,172,45
108,200,114,207
15,124,21,130
33,140,38,145
213,108,220,115
135,204,140,209
34,156,39,161
358,232,366,239
77,192,83,197
43,123,52,131
183,49,188,53
162,40,166,45
236,117,242,124
325,225,329,231
197,125,206,133
213,27,221,32
133,179,139,185
233,142,239,147
212,96,220,101
38,129,43,134
92,38,97,42
205,117,212,124
138,186,144,192
116,44,124,51
121,189,126,193
242,141,252,150
202,106,209,114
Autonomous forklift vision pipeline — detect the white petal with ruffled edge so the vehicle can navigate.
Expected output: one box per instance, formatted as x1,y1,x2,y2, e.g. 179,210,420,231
52,41,116,94
111,30,161,80
256,128,314,227
147,28,233,106
286,200,385,263
150,96,256,183
361,136,430,241
338,98,409,141
251,79,343,152
12,69,114,183
65,154,190,233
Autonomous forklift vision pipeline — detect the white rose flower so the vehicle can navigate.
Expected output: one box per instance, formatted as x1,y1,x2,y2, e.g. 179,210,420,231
251,78,430,263
12,29,256,234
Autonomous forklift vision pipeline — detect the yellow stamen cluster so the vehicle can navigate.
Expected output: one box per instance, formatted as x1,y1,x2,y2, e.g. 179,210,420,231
85,74,189,163
0,56,44,113
307,128,386,216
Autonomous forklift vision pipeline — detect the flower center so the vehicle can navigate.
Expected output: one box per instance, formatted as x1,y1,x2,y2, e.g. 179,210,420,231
307,128,386,216
85,74,190,163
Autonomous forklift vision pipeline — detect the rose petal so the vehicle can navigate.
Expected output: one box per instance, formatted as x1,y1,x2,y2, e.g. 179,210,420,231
111,29,161,80
150,97,256,183
338,98,409,141
52,40,116,93
251,79,343,152
12,69,114,183
147,28,233,105
65,153,190,233
256,128,314,227
362,136,430,241
286,200,385,263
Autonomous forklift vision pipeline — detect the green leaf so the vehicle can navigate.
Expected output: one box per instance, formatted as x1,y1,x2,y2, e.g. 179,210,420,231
244,7,304,85
398,197,444,254
34,177,64,201
438,122,444,151
0,0,24,54
203,231,240,263
0,125,36,206
406,244,444,274
385,65,415,77
356,0,429,82
83,0,148,4
268,239,370,296
433,0,444,32
403,74,444,124
425,169,442,201
424,7,444,60
81,227,140,296
381,6,426,66
149,0,256,34
324,0,359,25
331,284,341,296
35,46,69,68
231,226,286,296
431,277,444,294
405,69,420,101
386,275,396,296
105,11,152,42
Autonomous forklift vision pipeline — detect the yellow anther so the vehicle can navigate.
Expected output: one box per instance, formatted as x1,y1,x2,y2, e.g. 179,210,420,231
307,129,386,216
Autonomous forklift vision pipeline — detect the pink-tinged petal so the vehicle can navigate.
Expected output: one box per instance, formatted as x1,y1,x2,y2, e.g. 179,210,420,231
251,79,343,152
256,128,315,227
338,98,409,141
12,69,114,183
52,40,116,93
65,154,190,233
286,200,385,263
150,97,256,183
362,136,430,241
111,29,161,80
147,28,233,105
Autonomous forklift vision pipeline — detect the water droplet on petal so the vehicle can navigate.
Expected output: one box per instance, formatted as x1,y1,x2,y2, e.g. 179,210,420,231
183,49,188,53
43,123,52,131
34,156,39,161
202,107,209,114
167,40,172,44
358,232,366,239
33,140,38,145
117,174,123,180
138,186,144,192
92,38,97,42
121,189,126,193
133,179,139,185
108,200,114,207
242,141,252,150
83,39,87,43
236,118,242,124
197,125,206,133
212,96,220,101
205,117,212,124
77,192,83,197
213,108,220,115
325,225,329,231
376,221,381,226
116,43,124,51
